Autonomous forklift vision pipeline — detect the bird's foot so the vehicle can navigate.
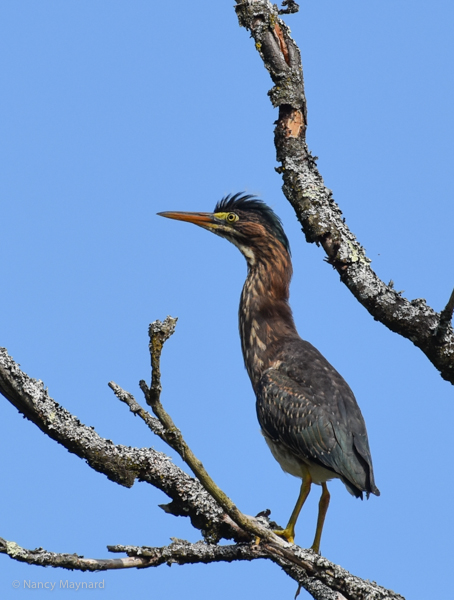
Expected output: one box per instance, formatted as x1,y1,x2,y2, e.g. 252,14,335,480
310,541,321,554
273,531,321,553
272,527,295,544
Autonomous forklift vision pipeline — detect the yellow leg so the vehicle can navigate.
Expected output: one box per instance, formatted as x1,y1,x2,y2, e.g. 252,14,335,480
311,482,330,554
274,475,312,544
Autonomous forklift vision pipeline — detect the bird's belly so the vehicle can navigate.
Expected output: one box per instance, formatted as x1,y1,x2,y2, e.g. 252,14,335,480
262,431,338,485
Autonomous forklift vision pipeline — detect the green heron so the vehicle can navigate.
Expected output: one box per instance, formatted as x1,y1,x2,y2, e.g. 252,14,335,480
158,194,379,553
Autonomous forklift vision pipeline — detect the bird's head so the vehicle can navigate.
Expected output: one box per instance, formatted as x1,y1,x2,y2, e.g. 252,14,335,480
158,193,290,266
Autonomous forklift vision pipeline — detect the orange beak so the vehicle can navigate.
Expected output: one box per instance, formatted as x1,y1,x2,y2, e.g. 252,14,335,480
157,211,217,230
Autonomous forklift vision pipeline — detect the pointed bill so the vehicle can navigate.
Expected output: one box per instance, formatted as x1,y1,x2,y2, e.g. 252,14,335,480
157,211,219,231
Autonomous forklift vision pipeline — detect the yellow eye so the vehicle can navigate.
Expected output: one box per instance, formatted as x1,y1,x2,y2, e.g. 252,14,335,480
226,212,238,223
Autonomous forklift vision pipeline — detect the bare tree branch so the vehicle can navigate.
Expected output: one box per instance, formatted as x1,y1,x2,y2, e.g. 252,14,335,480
0,321,405,599
234,0,454,385
0,538,152,571
0,346,237,543
139,317,284,544
108,380,164,437
0,533,404,600
109,539,269,567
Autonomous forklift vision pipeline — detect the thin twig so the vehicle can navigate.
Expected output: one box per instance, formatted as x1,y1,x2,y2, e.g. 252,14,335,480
108,381,165,437
139,317,285,544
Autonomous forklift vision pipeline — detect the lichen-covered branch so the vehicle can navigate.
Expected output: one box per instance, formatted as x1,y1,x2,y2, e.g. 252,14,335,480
111,539,405,600
0,534,404,600
0,346,237,543
234,0,454,384
0,538,152,571
0,537,268,572
0,322,405,599
109,539,269,567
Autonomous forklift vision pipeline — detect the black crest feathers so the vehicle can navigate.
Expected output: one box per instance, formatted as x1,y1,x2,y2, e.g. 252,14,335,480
214,193,290,254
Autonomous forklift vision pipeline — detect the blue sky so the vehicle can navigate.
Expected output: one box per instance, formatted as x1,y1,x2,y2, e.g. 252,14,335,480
1,2,453,599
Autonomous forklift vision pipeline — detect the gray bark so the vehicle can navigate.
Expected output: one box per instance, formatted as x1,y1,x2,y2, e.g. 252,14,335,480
235,0,454,384
0,319,404,600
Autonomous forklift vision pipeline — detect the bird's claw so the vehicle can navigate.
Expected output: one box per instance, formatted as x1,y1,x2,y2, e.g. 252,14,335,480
272,527,295,544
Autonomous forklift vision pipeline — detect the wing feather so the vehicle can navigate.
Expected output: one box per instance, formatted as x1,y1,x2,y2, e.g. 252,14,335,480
256,339,379,497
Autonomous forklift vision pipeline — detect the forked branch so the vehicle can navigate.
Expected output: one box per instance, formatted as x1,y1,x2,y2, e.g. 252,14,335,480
0,320,404,600
138,317,283,544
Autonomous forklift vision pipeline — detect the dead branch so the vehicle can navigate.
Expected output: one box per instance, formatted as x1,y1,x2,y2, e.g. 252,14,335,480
139,317,283,544
0,319,404,600
0,346,235,543
0,535,404,600
234,0,454,384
